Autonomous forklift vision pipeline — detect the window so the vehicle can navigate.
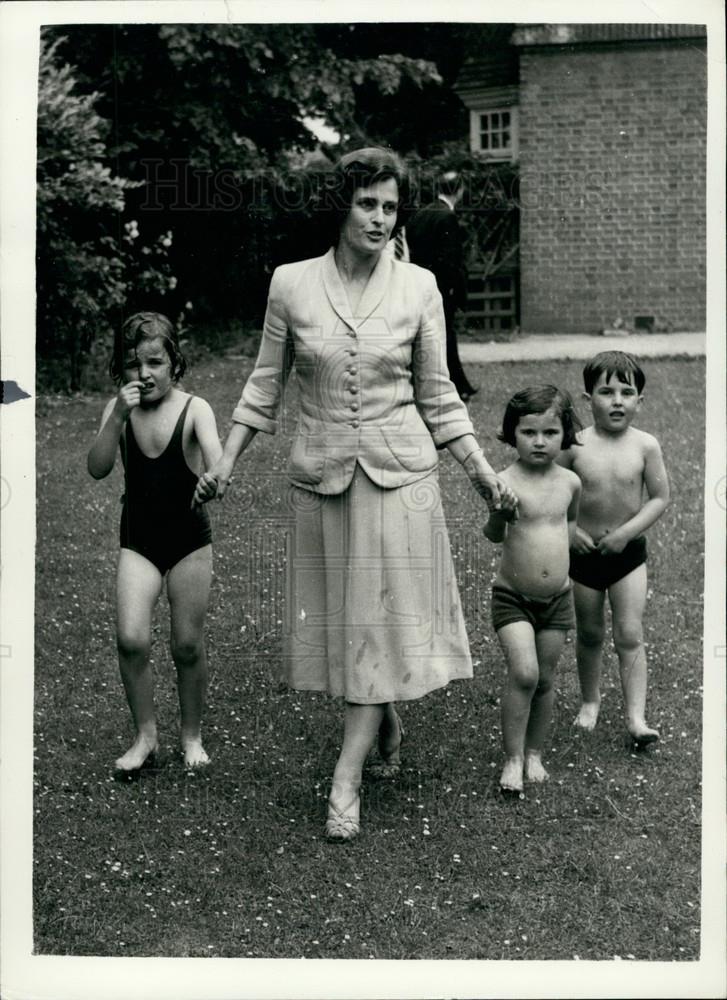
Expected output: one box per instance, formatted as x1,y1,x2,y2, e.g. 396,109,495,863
470,106,518,161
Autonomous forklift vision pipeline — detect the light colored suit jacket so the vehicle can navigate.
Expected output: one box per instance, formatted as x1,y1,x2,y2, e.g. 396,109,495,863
232,248,474,494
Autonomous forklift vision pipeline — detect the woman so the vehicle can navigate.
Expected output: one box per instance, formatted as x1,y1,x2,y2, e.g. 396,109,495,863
195,148,516,840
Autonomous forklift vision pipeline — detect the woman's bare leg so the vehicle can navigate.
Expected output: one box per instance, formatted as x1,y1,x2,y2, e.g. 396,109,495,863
327,702,385,836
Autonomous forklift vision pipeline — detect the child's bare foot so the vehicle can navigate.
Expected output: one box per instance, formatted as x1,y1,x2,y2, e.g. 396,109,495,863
628,723,659,748
114,733,158,773
574,701,600,731
182,738,210,769
499,757,524,795
525,752,549,783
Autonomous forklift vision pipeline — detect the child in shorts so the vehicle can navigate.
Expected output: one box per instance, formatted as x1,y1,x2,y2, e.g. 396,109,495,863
483,386,582,795
558,351,669,746
88,312,222,773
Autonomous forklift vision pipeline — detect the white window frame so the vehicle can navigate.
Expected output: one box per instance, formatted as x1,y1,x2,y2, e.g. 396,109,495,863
469,106,519,162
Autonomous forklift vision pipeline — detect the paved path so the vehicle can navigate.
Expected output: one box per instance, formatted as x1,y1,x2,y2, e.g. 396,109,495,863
459,332,705,363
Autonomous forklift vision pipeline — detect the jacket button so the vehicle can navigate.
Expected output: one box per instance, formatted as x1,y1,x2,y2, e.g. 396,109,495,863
350,402,359,411
351,420,360,428
349,386,359,394
348,347,358,355
348,367,358,375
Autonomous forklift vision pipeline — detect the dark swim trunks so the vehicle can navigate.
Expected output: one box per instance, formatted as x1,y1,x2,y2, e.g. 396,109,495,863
120,396,212,575
491,584,575,633
569,536,647,592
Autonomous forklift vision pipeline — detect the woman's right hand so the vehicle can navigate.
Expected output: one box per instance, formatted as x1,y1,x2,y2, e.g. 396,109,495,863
193,472,219,507
114,380,143,419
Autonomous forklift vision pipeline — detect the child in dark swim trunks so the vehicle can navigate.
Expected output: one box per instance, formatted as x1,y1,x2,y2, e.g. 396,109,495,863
88,312,222,773
483,386,582,796
557,351,670,747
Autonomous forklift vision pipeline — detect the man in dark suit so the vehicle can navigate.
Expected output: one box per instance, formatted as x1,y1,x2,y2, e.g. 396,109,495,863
405,170,478,400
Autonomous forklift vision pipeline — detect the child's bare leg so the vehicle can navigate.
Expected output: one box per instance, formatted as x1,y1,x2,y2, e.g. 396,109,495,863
524,628,566,782
573,583,606,730
497,621,539,793
167,545,213,767
115,550,163,770
609,565,659,744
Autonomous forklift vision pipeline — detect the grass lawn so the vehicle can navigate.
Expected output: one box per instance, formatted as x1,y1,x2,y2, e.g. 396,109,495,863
34,355,705,961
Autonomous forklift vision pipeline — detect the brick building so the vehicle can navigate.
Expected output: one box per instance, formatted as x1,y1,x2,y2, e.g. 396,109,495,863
455,23,707,334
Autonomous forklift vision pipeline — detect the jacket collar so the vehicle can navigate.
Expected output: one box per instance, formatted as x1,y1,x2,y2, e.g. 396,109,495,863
321,246,392,331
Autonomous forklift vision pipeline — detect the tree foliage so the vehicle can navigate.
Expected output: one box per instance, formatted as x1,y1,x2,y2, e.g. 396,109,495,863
37,23,518,386
37,36,176,389
36,37,129,389
49,23,444,171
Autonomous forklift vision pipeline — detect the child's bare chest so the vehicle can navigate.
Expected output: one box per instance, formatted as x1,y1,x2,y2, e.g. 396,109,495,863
574,445,644,495
512,476,571,523
130,401,189,458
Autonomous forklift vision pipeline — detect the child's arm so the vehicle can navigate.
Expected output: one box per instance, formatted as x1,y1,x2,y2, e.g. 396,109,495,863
193,421,258,505
482,508,516,543
190,398,224,508
597,436,670,554
481,466,518,541
191,398,223,470
571,525,596,553
558,441,596,553
567,476,581,549
87,382,143,479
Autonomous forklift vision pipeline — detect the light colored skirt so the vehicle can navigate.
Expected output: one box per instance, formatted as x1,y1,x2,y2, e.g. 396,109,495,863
282,464,473,704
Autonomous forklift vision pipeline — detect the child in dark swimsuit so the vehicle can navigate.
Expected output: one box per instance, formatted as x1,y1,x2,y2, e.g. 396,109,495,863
558,351,670,747
88,312,222,773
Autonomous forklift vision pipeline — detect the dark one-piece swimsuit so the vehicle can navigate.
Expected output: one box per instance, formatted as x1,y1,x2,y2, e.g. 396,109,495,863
120,396,211,574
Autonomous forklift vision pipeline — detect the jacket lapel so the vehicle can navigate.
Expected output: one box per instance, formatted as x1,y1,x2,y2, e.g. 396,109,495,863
321,248,355,331
321,246,392,332
354,251,391,329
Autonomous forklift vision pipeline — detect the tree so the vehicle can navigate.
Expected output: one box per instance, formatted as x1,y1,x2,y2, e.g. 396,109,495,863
36,36,130,389
37,36,175,389
37,23,517,376
39,25,445,332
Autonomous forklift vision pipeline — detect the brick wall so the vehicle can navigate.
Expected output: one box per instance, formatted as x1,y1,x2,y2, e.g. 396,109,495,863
517,41,706,333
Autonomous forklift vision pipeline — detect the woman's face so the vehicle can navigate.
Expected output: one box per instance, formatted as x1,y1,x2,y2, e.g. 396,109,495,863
339,177,399,258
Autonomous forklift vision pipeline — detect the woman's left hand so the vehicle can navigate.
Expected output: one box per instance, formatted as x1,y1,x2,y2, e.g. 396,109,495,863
470,472,519,515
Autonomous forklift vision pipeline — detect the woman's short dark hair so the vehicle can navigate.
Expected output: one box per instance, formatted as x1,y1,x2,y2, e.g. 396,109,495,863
321,146,411,247
582,350,645,394
110,311,186,384
498,385,583,449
